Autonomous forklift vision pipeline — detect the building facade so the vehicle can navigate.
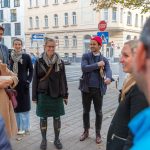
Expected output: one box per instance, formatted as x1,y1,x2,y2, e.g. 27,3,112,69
24,0,149,62
0,0,25,49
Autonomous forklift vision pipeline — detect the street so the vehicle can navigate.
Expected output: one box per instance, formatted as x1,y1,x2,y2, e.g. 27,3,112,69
11,63,119,150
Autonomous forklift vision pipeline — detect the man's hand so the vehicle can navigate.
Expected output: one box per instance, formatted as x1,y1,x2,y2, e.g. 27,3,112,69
97,61,105,67
64,99,68,105
104,78,111,85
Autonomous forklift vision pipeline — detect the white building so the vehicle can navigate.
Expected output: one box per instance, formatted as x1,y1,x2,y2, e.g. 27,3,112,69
0,0,25,49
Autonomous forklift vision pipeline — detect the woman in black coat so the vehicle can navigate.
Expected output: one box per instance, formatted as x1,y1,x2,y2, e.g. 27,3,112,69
106,40,149,150
10,38,33,135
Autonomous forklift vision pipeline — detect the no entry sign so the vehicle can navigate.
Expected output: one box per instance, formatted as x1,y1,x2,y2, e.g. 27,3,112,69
98,20,107,31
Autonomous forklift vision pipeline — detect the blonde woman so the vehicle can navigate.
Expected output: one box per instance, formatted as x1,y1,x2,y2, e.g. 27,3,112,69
106,40,149,150
0,61,18,138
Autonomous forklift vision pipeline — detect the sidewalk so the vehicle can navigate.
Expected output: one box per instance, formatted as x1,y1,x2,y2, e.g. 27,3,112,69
11,81,119,150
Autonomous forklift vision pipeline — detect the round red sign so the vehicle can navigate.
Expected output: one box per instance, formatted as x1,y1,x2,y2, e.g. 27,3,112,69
98,20,107,31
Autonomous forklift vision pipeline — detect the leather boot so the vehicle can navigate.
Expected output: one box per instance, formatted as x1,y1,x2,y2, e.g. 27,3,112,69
53,117,63,149
40,118,47,150
80,129,89,141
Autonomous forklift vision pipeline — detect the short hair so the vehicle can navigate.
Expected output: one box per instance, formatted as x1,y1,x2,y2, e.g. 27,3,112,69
0,26,4,32
140,17,150,58
125,40,138,53
44,37,55,45
13,38,23,45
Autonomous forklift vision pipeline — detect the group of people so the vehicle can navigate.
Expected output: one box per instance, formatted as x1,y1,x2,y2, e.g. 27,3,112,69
0,16,150,150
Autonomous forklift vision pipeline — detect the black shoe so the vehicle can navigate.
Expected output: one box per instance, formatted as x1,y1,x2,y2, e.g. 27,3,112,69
40,139,47,150
54,139,63,149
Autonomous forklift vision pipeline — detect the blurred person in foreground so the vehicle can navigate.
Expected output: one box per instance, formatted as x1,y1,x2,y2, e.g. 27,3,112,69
0,60,18,137
106,40,148,150
0,115,12,150
129,17,150,150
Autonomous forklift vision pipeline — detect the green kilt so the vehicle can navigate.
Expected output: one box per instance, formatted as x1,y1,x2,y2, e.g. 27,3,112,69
36,93,65,118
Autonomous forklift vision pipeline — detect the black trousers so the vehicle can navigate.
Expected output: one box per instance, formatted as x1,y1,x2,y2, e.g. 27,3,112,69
82,87,103,134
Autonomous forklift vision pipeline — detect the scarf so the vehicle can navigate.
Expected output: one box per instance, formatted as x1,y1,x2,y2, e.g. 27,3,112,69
121,74,136,101
43,52,62,72
11,49,23,74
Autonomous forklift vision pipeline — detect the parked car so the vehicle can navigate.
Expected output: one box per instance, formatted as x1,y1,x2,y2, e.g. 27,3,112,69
62,58,71,65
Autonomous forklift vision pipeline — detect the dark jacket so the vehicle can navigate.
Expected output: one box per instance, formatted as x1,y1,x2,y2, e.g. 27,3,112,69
80,52,112,95
0,44,9,65
10,53,33,113
0,115,12,150
106,84,149,150
32,57,68,101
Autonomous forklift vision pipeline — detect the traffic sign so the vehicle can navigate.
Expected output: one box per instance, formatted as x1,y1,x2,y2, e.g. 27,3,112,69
98,20,107,31
31,33,44,40
97,32,109,44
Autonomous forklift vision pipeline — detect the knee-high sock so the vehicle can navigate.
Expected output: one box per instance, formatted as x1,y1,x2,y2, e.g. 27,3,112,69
40,118,47,141
53,117,61,140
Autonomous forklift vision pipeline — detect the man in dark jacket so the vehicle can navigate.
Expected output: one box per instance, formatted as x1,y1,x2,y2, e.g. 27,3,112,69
0,26,9,65
0,115,12,150
79,36,112,144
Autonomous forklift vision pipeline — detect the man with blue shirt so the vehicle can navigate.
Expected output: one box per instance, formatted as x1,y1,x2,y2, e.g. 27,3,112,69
129,17,150,150
0,26,9,65
79,36,112,144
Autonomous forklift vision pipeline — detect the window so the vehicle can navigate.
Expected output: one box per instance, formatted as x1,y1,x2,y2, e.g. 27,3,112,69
112,7,117,22
72,12,76,25
64,36,69,47
120,8,123,23
55,36,59,47
64,13,68,26
127,12,132,25
45,0,48,5
135,14,138,27
15,23,21,35
103,8,108,21
126,35,131,40
44,15,48,27
11,9,17,22
29,17,33,28
2,23,11,35
14,0,20,7
1,0,10,8
35,16,39,28
54,0,58,4
0,10,3,22
54,14,58,27
141,15,143,27
36,0,38,7
72,35,77,47
29,0,32,8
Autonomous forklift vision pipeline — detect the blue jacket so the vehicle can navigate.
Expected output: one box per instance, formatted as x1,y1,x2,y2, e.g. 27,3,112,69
0,116,12,150
129,107,150,150
0,44,9,65
80,52,112,95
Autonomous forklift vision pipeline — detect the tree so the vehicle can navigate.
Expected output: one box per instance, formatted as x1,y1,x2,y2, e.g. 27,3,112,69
91,0,150,13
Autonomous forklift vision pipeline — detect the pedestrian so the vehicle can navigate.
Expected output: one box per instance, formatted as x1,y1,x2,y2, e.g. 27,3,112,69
106,40,148,150
10,38,33,135
79,36,112,144
129,17,150,150
0,115,12,150
0,26,9,65
0,60,18,137
32,38,68,150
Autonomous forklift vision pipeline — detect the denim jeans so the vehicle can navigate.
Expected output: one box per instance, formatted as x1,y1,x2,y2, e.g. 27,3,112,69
82,87,103,134
16,111,30,131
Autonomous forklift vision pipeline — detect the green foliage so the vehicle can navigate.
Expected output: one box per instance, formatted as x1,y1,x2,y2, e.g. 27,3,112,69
91,0,150,13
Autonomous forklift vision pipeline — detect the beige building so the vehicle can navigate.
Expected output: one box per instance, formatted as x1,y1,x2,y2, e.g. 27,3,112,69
24,0,149,62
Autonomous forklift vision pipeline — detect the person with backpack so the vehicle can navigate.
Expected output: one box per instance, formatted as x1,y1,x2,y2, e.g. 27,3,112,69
79,36,112,144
